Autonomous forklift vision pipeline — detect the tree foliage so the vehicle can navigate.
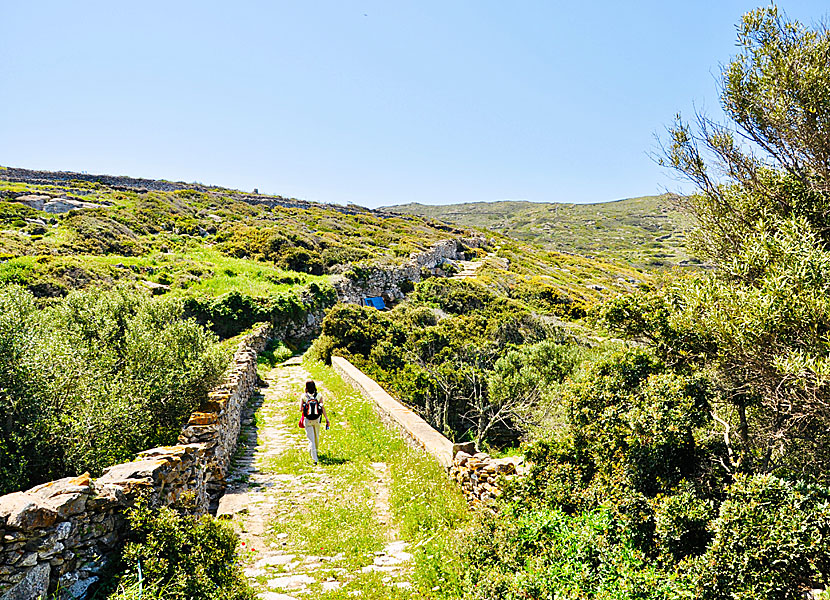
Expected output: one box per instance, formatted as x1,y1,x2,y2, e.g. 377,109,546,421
0,285,228,494
606,6,830,482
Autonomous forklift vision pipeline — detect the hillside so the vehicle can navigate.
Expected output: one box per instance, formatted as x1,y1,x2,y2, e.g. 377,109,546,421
383,195,696,269
0,166,646,310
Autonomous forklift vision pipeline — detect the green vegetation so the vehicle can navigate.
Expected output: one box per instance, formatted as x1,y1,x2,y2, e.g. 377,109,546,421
104,501,255,600
434,7,830,599
0,173,464,300
0,285,228,494
384,195,694,270
5,6,830,599
311,283,590,448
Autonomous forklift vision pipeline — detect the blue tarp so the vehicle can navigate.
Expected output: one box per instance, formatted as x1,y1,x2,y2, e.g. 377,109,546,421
364,296,386,310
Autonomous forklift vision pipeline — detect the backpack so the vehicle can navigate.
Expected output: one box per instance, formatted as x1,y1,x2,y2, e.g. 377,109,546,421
303,393,322,420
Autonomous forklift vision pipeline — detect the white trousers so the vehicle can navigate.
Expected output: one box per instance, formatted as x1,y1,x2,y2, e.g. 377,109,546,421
304,418,321,462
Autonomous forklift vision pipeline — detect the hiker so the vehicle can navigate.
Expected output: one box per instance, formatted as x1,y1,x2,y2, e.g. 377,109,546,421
300,380,329,464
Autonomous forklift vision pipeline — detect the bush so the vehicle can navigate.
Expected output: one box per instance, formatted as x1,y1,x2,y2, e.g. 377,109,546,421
105,502,255,600
654,487,714,562
320,303,404,358
460,507,688,600
692,475,830,600
184,282,336,340
278,247,324,275
414,278,495,314
0,285,228,494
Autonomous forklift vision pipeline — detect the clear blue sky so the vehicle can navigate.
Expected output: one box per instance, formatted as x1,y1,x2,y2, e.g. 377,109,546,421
2,1,827,208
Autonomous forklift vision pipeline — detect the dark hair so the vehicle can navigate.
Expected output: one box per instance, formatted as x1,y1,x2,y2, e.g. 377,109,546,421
305,380,317,395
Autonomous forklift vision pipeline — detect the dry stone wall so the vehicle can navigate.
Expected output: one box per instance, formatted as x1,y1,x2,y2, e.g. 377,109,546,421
332,237,488,304
449,446,521,506
0,324,273,600
331,357,521,505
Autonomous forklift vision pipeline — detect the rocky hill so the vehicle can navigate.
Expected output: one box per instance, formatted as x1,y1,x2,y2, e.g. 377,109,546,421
0,165,647,315
383,195,696,270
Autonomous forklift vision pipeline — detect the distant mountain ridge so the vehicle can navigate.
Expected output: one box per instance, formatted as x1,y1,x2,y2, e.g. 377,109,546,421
382,195,696,269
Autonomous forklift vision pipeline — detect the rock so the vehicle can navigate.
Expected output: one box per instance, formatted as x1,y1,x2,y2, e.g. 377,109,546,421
254,554,296,568
12,194,51,211
186,412,219,426
453,441,476,456
259,593,299,600
0,493,59,531
41,198,103,214
383,541,408,555
67,576,98,599
216,492,249,518
142,280,170,295
1,562,49,600
267,573,314,590
98,458,167,487
28,474,93,519
454,451,472,466
38,540,64,559
18,553,37,568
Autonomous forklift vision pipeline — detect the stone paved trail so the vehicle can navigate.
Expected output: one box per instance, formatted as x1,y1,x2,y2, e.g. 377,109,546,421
218,357,415,599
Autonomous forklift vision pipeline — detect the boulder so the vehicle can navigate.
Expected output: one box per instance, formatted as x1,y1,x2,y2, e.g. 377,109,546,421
454,451,472,466
12,194,50,211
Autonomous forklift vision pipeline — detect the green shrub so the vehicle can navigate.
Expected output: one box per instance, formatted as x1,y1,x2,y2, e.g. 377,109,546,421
414,278,495,314
0,285,228,494
307,334,338,364
398,278,415,293
320,303,405,358
691,474,830,600
654,487,714,562
105,502,255,600
278,246,324,275
62,213,145,255
184,282,336,340
460,507,688,600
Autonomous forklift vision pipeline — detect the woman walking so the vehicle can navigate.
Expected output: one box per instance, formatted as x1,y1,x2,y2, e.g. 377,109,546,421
300,380,329,464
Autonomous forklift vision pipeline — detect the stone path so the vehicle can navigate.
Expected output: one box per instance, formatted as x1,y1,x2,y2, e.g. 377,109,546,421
452,259,483,279
219,357,415,599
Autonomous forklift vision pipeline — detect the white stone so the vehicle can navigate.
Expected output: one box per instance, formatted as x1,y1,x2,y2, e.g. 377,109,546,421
267,573,314,589
373,554,409,566
55,520,73,540
19,553,38,567
259,593,298,600
255,554,296,568
383,540,408,554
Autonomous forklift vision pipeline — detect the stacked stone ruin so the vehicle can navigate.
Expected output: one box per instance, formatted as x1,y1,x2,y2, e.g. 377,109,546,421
0,324,272,600
332,237,488,304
